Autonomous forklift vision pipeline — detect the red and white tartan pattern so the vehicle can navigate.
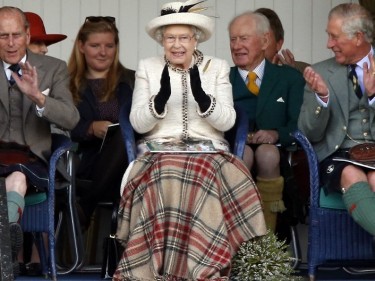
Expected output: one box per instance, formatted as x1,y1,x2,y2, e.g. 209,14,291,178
114,152,266,281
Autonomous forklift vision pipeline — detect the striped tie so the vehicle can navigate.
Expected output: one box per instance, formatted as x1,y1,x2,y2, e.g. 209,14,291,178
348,64,362,99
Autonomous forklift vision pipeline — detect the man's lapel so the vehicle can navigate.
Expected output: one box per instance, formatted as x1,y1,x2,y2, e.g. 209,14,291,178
0,60,9,115
327,65,350,123
257,61,279,115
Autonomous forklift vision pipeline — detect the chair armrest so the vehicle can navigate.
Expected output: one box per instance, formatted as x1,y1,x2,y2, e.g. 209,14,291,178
119,104,248,161
50,134,75,180
233,104,248,158
291,129,320,207
224,104,248,158
119,103,137,163
49,134,75,195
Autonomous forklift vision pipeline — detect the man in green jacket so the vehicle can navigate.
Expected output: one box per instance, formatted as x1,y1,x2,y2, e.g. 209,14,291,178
228,11,305,232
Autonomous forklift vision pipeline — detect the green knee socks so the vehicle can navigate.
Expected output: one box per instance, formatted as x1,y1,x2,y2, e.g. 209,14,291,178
343,181,375,235
7,191,25,223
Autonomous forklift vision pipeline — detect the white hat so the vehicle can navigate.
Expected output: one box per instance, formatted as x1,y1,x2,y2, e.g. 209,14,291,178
146,0,214,43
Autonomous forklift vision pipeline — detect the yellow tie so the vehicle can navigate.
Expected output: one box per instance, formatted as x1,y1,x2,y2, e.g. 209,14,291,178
247,71,259,95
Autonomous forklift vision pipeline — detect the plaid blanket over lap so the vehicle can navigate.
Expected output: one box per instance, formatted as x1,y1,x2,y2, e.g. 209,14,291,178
114,152,266,281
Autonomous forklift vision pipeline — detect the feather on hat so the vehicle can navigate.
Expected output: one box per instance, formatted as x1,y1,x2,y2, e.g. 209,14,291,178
146,0,214,43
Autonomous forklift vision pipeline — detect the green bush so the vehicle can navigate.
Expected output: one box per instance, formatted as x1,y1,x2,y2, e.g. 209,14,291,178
230,230,302,281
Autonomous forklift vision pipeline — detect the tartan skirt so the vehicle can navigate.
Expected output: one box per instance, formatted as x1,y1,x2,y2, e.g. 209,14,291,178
114,152,266,281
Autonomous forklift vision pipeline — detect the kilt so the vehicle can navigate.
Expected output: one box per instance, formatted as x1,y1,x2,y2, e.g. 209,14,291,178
320,150,350,194
114,151,266,281
0,144,48,192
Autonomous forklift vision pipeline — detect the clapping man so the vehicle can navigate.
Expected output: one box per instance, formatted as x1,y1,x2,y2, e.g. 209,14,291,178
298,3,375,235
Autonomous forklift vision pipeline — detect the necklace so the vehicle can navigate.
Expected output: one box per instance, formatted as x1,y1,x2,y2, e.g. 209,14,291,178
163,49,204,140
164,49,204,73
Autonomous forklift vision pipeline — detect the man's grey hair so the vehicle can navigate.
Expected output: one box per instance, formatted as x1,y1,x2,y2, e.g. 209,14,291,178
228,11,270,36
329,3,374,43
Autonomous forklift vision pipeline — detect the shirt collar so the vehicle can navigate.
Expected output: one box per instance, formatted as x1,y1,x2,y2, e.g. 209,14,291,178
237,59,266,83
3,54,27,73
350,46,374,71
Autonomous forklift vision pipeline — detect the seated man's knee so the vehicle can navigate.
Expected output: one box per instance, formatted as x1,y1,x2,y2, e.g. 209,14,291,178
243,145,254,171
341,165,367,188
255,144,280,169
6,172,27,196
368,171,375,191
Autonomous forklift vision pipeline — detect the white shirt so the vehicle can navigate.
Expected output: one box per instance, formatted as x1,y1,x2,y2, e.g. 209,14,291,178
3,55,26,80
238,59,266,88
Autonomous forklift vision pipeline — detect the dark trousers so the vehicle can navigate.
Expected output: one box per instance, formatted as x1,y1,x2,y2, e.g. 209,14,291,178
78,129,128,219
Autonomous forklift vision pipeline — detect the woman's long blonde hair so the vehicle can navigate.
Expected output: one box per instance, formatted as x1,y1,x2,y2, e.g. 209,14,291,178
68,19,125,104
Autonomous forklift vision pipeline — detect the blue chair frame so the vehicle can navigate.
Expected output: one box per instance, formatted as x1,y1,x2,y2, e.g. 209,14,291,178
292,130,375,281
20,134,77,281
119,103,248,161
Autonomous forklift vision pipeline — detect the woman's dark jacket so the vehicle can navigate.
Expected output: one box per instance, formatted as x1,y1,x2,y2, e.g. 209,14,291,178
71,69,135,178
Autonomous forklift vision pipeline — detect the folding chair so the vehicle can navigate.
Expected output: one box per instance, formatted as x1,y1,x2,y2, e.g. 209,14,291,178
54,145,85,276
277,143,306,270
54,103,135,275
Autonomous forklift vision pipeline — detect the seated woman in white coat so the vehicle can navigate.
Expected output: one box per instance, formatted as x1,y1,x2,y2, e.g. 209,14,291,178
114,1,267,280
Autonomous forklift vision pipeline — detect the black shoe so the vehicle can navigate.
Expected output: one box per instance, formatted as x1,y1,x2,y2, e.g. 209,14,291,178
10,222,23,277
26,262,42,276
19,262,27,276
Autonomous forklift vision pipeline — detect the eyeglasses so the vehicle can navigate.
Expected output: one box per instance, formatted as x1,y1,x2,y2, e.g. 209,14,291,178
85,16,116,24
163,35,194,44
